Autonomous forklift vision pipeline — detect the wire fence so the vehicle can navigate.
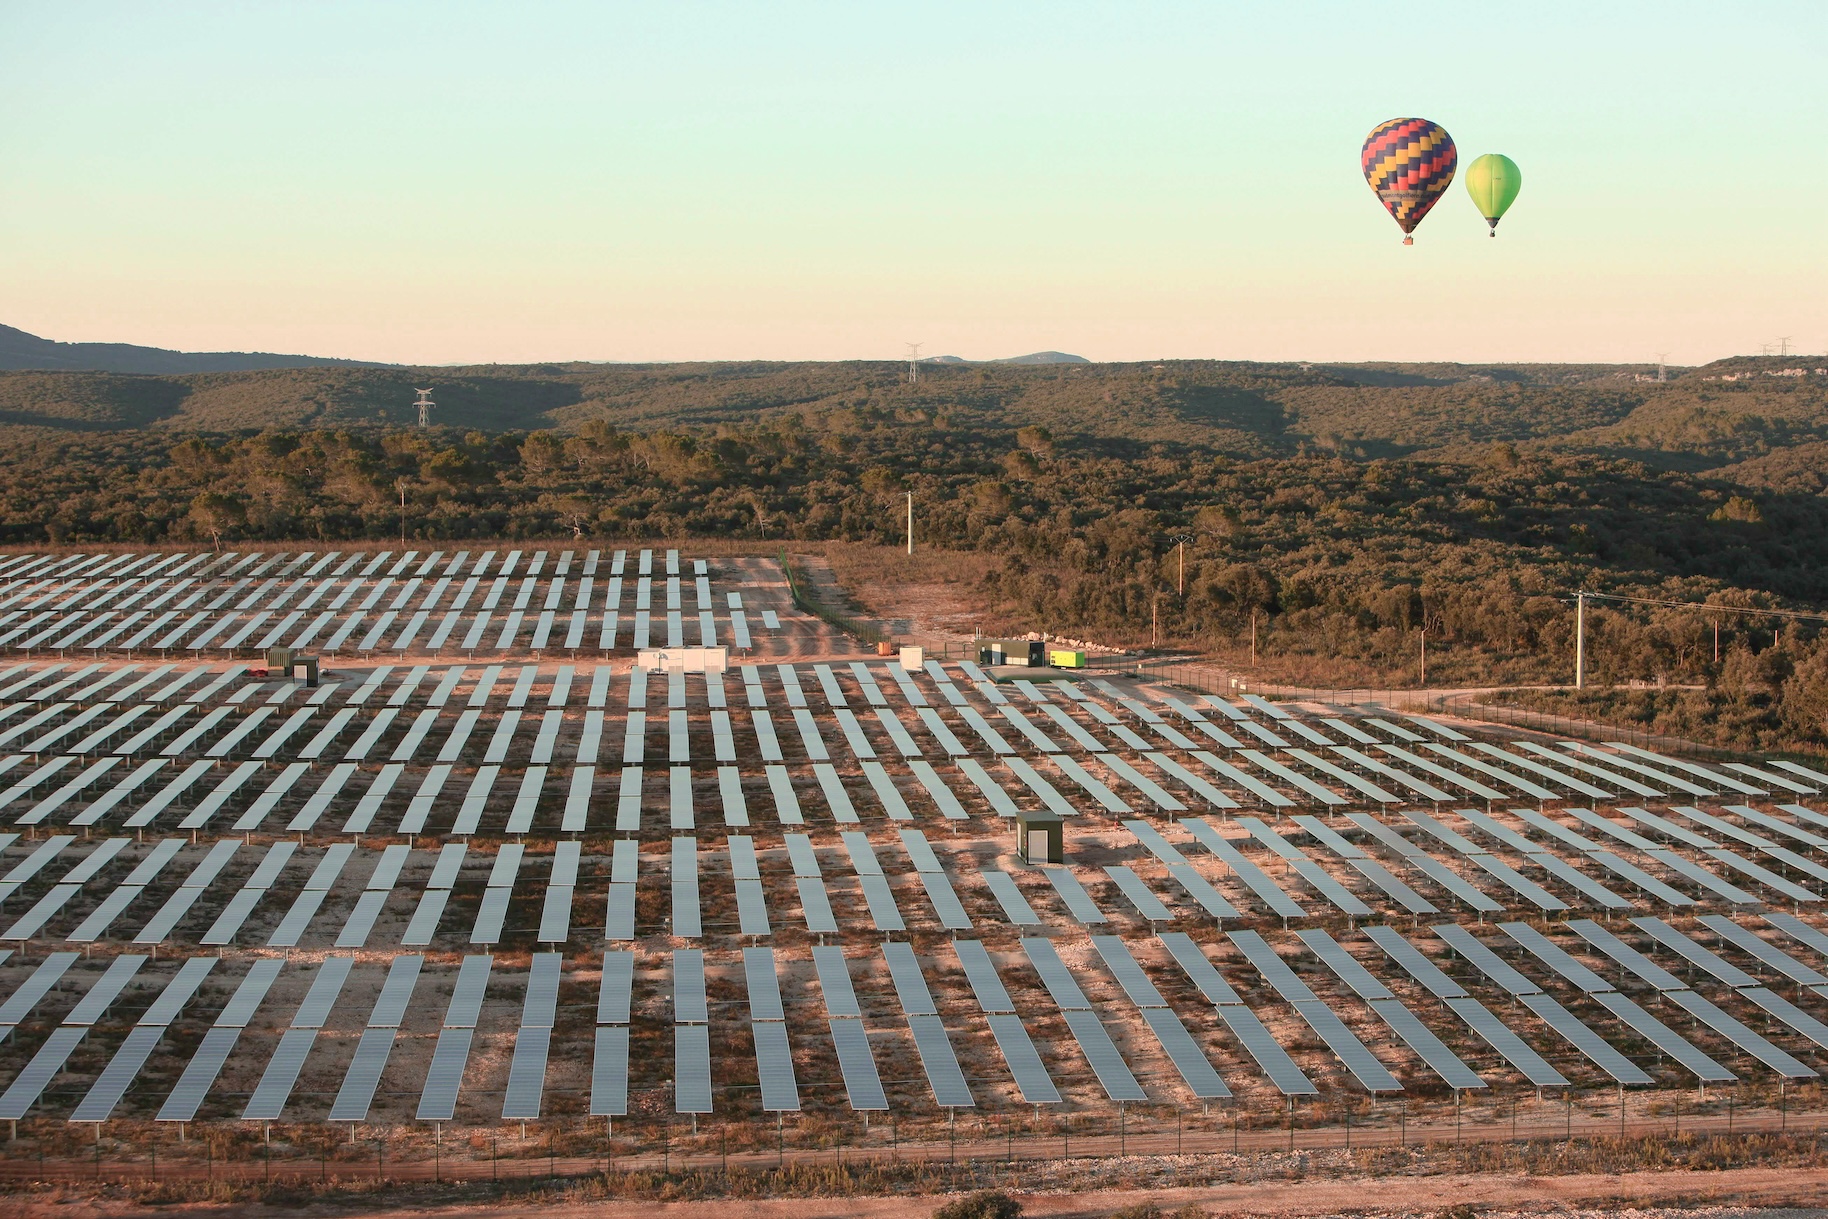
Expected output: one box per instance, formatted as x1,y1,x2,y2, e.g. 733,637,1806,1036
780,551,886,647
0,1096,1821,1189
1130,660,1820,762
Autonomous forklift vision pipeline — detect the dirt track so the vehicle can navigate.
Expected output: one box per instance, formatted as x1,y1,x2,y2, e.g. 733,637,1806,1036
11,1166,1828,1219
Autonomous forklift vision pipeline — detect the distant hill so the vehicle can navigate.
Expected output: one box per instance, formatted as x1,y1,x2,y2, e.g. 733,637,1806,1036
994,351,1090,365
0,324,393,374
922,352,1091,365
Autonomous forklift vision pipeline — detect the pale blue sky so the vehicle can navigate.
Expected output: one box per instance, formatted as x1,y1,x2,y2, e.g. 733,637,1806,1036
1,2,1823,365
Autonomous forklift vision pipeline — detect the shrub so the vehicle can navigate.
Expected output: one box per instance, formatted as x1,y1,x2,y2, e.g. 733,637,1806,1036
934,1190,1024,1219
1109,1204,1163,1219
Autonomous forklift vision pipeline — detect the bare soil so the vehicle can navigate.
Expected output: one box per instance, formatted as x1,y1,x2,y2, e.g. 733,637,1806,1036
10,1167,1828,1219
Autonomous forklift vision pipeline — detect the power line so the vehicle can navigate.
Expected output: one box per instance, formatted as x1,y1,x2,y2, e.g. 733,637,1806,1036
1579,590,1828,624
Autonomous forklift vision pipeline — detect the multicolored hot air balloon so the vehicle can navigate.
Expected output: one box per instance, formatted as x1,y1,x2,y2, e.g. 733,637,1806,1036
1465,153,1522,235
1361,117,1457,244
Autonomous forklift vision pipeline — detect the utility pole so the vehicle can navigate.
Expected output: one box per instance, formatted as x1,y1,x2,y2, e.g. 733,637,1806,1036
1179,540,1186,594
906,491,913,556
1713,618,1719,663
1420,626,1427,687
1574,592,1586,689
396,479,408,546
1250,611,1257,666
1151,594,1159,648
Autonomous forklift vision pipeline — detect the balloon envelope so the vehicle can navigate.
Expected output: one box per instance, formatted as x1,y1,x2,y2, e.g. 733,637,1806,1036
1465,153,1522,231
1361,117,1457,238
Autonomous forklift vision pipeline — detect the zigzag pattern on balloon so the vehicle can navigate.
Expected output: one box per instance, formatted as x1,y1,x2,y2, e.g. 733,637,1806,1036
1361,117,1457,235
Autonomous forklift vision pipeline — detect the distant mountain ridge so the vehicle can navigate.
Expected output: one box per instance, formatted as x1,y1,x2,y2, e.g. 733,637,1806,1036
0,324,393,374
925,351,1091,365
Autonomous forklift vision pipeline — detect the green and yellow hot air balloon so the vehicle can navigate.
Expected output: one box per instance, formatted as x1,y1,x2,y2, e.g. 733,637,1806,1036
1465,153,1521,235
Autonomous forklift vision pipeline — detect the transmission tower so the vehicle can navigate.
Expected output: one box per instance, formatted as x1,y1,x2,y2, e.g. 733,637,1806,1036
413,387,435,428
1778,336,1794,357
905,343,921,385
1655,352,1669,383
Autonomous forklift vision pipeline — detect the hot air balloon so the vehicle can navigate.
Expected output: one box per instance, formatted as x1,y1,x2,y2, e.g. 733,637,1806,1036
1361,117,1457,244
1465,153,1521,235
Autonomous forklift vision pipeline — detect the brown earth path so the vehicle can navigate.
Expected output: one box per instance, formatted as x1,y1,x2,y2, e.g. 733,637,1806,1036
9,1167,1828,1219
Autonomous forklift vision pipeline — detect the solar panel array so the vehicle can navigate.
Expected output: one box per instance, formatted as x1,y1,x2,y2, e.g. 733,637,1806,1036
0,546,1825,1135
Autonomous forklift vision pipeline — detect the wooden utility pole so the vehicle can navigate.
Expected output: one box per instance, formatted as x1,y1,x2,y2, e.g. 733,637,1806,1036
1250,611,1257,665
1178,540,1186,595
1575,592,1586,689
1420,627,1427,686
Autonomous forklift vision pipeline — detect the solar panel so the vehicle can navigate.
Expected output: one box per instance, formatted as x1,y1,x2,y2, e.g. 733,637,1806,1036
1240,819,1371,917
956,758,1022,816
329,1028,399,1122
1133,1006,1229,1099
1104,866,1174,921
751,1020,802,1112
838,830,881,875
795,877,837,933
1004,756,1077,817
1739,986,1828,1052
590,1026,631,1116
742,947,786,1021
979,869,1040,924
157,1025,241,1121
939,1012,1049,1111
872,710,921,757
664,838,701,940
241,1027,318,1120
1660,989,1812,1076
502,1026,554,1119
1043,866,1108,924
443,956,493,1028
1364,995,1486,1089
1227,930,1401,1091
1096,755,1183,811
1017,937,1089,1010
1568,918,1687,990
857,875,906,931
674,1023,713,1112
1705,847,1820,903
0,1026,88,1119
417,1028,476,1121
1180,819,1306,919
813,764,859,821
909,761,968,818
1591,991,1735,1082
1035,758,1122,816
1144,752,1241,809
1088,935,1166,1007
1191,750,1293,807
879,941,936,1015
914,708,969,757
1766,909,1828,960
1048,1008,1143,1101
1631,916,1758,987
1700,915,1828,985
674,949,708,1023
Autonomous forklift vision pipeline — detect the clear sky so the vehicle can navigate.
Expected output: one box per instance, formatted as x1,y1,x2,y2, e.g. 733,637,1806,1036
2,1,1823,366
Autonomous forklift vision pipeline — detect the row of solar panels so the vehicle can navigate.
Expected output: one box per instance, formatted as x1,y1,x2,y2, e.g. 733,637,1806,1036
6,912,1828,1126
2,644,1808,812
0,690,1808,835
5,797,1828,955
0,571,727,640
0,547,694,592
